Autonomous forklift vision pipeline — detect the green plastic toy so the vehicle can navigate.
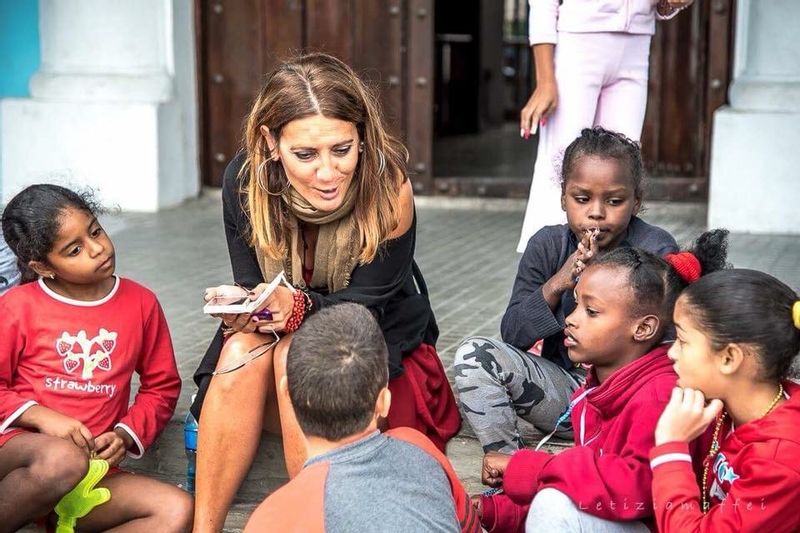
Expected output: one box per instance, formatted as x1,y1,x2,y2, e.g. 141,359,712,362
54,458,112,533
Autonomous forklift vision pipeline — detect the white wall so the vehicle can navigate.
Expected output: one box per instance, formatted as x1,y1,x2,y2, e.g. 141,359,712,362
707,0,799,234
0,0,199,211
156,0,200,208
708,110,799,234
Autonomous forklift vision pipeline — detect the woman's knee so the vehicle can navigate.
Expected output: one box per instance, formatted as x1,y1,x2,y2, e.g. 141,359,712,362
29,439,88,495
212,335,275,395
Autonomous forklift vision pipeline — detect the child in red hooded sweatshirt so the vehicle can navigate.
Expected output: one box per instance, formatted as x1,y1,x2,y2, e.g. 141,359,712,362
651,268,800,533
477,230,728,533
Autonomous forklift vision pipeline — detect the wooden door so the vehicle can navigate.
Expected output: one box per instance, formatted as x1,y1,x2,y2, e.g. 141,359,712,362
196,0,433,192
640,0,735,201
430,0,734,201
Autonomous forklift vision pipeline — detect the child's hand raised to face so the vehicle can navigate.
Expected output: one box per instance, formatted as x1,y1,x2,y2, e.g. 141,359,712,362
655,387,723,446
481,451,512,487
549,229,600,296
572,228,599,280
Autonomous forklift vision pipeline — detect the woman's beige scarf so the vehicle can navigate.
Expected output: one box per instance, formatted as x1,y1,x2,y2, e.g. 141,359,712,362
255,184,360,292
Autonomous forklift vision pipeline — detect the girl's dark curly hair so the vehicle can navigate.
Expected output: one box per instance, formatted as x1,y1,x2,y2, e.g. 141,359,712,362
561,126,644,199
593,229,731,328
1,184,102,282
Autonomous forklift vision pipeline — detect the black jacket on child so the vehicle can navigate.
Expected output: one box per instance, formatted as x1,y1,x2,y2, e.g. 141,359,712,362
502,218,678,369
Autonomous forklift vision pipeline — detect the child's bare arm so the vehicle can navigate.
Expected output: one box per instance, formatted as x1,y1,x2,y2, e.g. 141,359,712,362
15,404,94,453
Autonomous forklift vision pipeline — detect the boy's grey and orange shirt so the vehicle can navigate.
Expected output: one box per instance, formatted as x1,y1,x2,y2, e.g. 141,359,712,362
245,429,470,533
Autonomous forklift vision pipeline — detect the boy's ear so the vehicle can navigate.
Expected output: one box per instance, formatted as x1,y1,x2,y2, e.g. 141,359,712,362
560,193,567,212
28,260,53,280
633,315,660,343
375,386,391,419
278,375,290,403
259,126,279,160
719,343,746,376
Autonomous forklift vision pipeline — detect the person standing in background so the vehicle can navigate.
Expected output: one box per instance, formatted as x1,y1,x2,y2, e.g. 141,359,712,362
517,0,694,252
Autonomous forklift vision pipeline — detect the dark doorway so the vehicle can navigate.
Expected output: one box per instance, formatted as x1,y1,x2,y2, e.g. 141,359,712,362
431,0,736,201
432,0,534,197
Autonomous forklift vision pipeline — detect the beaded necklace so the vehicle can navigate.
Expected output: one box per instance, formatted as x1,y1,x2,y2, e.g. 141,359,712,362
701,383,784,513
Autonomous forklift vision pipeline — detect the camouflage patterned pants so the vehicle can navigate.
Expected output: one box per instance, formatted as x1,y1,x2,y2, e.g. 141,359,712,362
454,336,585,454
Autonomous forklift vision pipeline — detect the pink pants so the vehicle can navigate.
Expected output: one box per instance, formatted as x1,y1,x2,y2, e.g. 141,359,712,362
517,32,652,252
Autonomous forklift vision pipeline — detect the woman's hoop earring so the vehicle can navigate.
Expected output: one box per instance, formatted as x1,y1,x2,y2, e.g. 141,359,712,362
376,149,387,176
257,159,291,196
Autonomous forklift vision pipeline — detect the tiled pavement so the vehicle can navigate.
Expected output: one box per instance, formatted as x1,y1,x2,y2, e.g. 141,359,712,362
23,193,800,531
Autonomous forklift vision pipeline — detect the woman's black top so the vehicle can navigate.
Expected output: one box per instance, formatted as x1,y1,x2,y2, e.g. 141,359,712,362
190,153,438,417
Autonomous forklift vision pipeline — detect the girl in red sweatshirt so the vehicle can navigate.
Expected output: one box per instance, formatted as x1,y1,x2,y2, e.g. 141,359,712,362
0,185,191,531
477,230,728,532
651,269,800,533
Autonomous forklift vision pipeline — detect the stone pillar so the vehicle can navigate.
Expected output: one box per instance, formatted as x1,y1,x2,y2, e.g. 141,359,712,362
1,0,198,211
708,0,799,234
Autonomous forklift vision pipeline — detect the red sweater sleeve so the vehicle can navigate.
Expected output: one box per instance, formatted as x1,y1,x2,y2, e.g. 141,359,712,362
115,298,180,457
652,443,800,533
535,402,663,521
502,448,553,504
0,298,38,432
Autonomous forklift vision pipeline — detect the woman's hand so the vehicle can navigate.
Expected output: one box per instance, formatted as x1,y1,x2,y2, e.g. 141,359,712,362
520,43,557,138
20,406,94,454
655,387,724,446
204,283,269,334
252,285,296,333
482,451,512,487
203,284,247,307
657,0,693,17
94,428,133,467
204,284,255,332
520,81,558,139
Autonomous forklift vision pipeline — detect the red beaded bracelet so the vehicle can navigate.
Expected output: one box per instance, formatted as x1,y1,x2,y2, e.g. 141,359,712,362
284,289,312,333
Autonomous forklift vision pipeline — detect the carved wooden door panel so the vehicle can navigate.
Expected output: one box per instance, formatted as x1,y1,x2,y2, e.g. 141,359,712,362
641,0,734,201
197,0,433,191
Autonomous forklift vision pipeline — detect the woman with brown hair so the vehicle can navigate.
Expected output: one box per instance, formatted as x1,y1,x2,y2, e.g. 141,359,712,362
190,53,460,531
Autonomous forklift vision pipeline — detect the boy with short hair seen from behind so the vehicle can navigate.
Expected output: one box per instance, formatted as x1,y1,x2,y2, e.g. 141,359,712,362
244,303,479,533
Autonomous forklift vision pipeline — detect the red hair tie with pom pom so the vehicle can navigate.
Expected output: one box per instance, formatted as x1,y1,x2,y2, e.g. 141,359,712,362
665,252,701,283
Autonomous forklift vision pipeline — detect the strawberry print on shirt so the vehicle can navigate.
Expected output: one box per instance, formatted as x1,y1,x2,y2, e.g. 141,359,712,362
56,329,116,379
0,277,180,457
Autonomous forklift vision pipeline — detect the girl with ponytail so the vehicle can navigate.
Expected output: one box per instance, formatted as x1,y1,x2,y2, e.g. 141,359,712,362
652,266,800,532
